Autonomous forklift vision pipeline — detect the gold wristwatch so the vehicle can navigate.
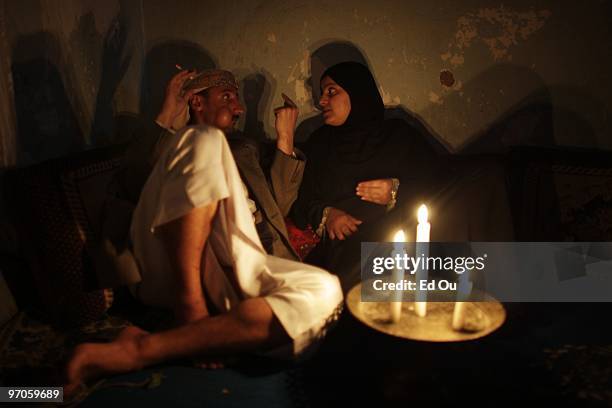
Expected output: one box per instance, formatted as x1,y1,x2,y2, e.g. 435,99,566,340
386,178,400,211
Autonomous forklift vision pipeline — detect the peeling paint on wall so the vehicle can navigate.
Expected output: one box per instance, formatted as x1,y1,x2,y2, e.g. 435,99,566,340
441,6,551,66
402,47,428,72
440,69,455,87
380,85,400,105
5,0,611,154
429,91,443,105
352,8,395,39
287,50,312,111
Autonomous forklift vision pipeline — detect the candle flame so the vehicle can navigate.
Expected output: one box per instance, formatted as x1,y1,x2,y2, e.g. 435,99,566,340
417,204,429,224
393,230,405,242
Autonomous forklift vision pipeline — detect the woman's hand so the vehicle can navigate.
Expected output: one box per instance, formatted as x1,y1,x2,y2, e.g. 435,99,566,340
156,69,197,129
326,207,362,240
356,179,394,205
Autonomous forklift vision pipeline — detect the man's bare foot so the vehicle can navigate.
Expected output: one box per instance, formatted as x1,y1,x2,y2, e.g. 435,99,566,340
64,326,149,397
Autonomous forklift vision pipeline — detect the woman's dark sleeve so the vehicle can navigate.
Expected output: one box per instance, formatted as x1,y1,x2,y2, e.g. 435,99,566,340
290,135,329,230
393,121,451,213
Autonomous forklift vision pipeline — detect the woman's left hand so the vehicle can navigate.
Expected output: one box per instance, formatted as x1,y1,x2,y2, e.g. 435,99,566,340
356,179,393,205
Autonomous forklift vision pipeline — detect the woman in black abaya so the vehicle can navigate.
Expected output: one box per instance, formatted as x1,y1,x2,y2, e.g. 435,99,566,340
292,61,445,292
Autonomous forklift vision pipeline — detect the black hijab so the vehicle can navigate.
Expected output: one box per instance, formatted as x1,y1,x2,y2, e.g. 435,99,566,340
320,61,387,163
294,61,434,230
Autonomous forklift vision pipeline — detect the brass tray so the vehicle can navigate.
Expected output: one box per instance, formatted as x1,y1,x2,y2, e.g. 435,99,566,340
346,282,506,342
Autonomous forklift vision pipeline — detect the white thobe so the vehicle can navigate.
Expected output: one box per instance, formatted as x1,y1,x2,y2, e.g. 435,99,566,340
130,125,343,356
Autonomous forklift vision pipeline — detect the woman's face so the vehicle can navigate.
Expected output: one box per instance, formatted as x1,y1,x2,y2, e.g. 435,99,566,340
319,76,351,126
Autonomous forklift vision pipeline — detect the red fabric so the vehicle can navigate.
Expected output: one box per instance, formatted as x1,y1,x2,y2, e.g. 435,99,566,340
285,218,320,260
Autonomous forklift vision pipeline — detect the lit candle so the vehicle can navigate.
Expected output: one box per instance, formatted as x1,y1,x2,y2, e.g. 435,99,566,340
452,302,466,330
452,267,473,330
415,204,430,317
390,230,405,323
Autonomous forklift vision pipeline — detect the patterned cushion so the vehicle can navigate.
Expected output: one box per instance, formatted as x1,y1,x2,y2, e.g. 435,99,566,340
60,156,141,289
507,147,612,241
6,146,125,327
552,165,612,241
61,158,121,245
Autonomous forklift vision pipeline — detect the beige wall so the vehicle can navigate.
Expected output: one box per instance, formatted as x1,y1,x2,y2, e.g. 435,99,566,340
141,0,611,151
2,0,611,163
4,0,145,162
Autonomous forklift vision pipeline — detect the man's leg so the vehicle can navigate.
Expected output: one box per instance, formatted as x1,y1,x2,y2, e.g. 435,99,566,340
65,203,292,393
158,200,217,324
65,296,290,394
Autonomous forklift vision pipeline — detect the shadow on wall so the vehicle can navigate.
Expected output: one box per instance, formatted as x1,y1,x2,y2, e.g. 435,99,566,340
139,41,217,125
90,30,221,145
294,40,447,154
543,85,605,149
11,32,84,165
142,46,282,144
295,40,368,144
136,42,276,144
306,40,369,105
98,40,218,146
236,68,276,143
88,12,133,146
417,63,603,153
296,43,603,154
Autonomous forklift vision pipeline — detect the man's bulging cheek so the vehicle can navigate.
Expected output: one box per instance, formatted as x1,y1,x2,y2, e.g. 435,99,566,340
215,107,233,130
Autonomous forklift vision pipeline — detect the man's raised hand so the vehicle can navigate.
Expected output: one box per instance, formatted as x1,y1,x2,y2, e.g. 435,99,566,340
274,93,298,155
156,69,197,129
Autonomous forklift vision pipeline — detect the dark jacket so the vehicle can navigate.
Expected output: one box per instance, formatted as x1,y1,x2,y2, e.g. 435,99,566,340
114,121,304,261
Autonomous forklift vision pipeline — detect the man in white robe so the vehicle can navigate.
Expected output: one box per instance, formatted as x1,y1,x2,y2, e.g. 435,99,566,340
65,121,342,396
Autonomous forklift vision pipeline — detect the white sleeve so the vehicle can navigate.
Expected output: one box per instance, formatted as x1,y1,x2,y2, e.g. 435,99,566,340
151,126,230,230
